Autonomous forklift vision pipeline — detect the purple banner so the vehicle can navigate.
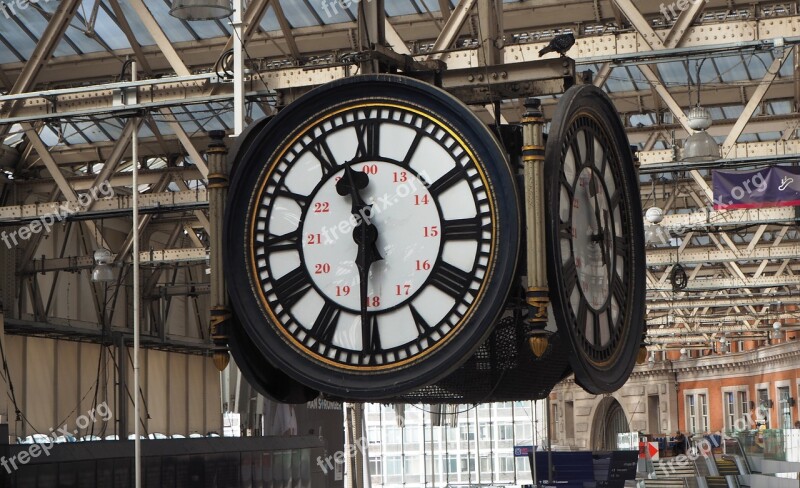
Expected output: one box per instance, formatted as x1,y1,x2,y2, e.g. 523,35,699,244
712,166,800,210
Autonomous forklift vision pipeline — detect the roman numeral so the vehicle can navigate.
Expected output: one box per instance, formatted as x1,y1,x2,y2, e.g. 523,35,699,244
311,301,340,344
273,184,311,209
606,308,618,336
272,267,311,309
561,172,575,190
402,131,424,166
410,304,431,336
611,275,626,306
592,312,602,347
363,315,382,360
559,222,574,241
614,236,628,257
428,261,474,299
441,217,484,241
576,300,588,335
608,190,620,210
354,120,380,160
306,138,338,176
570,140,583,167
583,131,595,166
562,257,577,295
427,166,463,198
263,229,301,253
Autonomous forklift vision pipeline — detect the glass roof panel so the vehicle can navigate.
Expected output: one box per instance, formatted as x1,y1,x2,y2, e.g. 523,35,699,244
39,125,59,147
745,52,773,79
769,101,792,115
757,131,782,140
250,104,268,120
279,1,321,28
91,7,132,51
180,17,229,39
141,0,196,43
629,114,654,127
721,105,743,119
177,103,231,132
114,1,156,46
626,66,650,91
779,51,794,77
97,121,124,140
385,1,420,16
259,5,282,31
712,55,747,83
138,123,155,139
69,120,110,142
60,9,108,55
606,67,635,92
312,0,353,24
154,120,174,136
695,59,717,84
737,133,758,143
656,61,688,85
415,0,447,13
8,7,78,58
62,125,89,145
0,31,26,63
707,107,724,120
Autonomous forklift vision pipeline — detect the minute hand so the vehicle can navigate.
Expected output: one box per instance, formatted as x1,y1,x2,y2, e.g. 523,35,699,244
336,166,383,349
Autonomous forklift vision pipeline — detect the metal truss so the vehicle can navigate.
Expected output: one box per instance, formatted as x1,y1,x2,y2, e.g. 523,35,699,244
1,0,799,350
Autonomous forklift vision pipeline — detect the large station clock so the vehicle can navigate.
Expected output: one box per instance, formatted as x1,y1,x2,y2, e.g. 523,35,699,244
544,84,646,393
225,75,519,399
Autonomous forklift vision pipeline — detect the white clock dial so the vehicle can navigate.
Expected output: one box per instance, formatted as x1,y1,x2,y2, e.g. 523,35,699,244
301,162,441,312
251,104,492,368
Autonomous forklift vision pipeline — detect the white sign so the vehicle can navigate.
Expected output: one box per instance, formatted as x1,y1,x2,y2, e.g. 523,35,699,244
223,412,241,437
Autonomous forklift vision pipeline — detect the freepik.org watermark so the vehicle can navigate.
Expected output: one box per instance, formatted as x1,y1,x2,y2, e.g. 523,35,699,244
319,170,430,245
1,181,114,250
317,436,368,474
320,0,374,19
1,0,54,20
657,411,758,476
659,0,708,22
1,402,113,474
647,169,767,242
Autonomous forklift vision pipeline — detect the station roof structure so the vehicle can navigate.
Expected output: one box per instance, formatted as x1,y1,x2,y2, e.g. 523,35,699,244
1,0,799,353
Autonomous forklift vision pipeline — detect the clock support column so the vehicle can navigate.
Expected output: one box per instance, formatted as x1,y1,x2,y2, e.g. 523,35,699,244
206,131,232,373
356,0,385,74
521,98,552,357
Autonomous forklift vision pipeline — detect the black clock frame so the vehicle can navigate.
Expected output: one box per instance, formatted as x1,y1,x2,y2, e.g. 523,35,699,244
544,84,646,393
224,74,520,400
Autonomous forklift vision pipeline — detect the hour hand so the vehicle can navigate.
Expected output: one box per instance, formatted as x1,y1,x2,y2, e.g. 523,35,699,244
336,165,383,263
353,222,383,272
336,165,369,212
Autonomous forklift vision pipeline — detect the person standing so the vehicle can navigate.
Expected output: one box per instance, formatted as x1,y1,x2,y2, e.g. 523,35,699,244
674,431,686,455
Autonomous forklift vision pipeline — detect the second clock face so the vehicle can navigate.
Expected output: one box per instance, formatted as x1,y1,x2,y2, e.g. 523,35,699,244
252,104,494,369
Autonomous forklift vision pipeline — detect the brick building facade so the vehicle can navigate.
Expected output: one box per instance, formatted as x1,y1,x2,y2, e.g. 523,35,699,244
550,340,800,449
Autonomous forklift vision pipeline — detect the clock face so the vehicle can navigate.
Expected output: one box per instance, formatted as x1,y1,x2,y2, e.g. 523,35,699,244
225,75,519,399
255,105,493,367
545,84,646,394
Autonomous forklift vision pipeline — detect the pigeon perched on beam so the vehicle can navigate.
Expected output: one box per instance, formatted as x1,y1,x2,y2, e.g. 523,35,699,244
538,33,576,57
